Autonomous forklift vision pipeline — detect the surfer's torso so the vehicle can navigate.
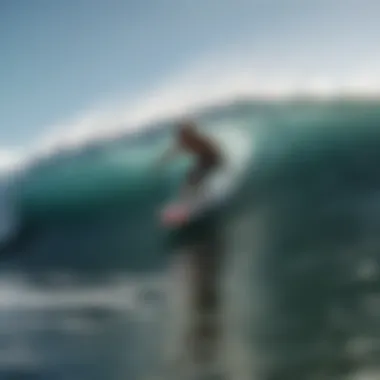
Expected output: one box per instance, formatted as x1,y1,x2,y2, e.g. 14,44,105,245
173,122,223,192
179,135,222,168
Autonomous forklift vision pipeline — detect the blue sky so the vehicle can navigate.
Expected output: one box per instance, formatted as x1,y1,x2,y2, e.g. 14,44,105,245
1,0,380,156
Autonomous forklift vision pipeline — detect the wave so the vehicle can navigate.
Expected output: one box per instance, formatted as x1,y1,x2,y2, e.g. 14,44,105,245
0,99,379,268
2,100,380,380
2,98,379,221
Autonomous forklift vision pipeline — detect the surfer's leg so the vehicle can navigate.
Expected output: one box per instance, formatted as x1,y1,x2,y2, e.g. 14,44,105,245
186,240,222,365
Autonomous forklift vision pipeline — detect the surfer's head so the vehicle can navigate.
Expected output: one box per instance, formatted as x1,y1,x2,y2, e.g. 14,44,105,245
177,119,198,143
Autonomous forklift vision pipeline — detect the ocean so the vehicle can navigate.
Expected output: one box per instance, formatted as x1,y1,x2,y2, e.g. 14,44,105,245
1,98,380,379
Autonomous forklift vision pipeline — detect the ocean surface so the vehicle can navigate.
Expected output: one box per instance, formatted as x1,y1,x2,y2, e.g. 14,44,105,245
1,98,380,379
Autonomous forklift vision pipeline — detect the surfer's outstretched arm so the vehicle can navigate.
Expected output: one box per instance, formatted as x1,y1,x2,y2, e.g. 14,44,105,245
155,144,181,168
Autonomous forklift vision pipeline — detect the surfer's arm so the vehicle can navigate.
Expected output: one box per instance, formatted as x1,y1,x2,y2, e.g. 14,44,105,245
156,144,182,167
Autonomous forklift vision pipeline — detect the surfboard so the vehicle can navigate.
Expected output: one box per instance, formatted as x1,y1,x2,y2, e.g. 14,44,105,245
161,126,253,228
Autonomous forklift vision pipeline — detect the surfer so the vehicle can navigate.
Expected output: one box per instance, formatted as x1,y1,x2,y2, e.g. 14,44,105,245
157,119,223,198
158,119,225,371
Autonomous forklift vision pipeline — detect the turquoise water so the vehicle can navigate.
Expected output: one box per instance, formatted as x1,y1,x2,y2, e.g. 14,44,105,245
1,99,380,379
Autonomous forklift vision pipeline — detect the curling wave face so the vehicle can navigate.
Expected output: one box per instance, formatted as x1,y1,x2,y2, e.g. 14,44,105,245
1,99,380,270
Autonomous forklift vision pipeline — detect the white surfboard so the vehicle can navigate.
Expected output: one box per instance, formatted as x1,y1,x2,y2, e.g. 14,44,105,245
161,126,254,228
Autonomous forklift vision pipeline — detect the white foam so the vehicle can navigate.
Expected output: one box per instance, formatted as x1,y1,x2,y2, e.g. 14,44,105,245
0,273,166,312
